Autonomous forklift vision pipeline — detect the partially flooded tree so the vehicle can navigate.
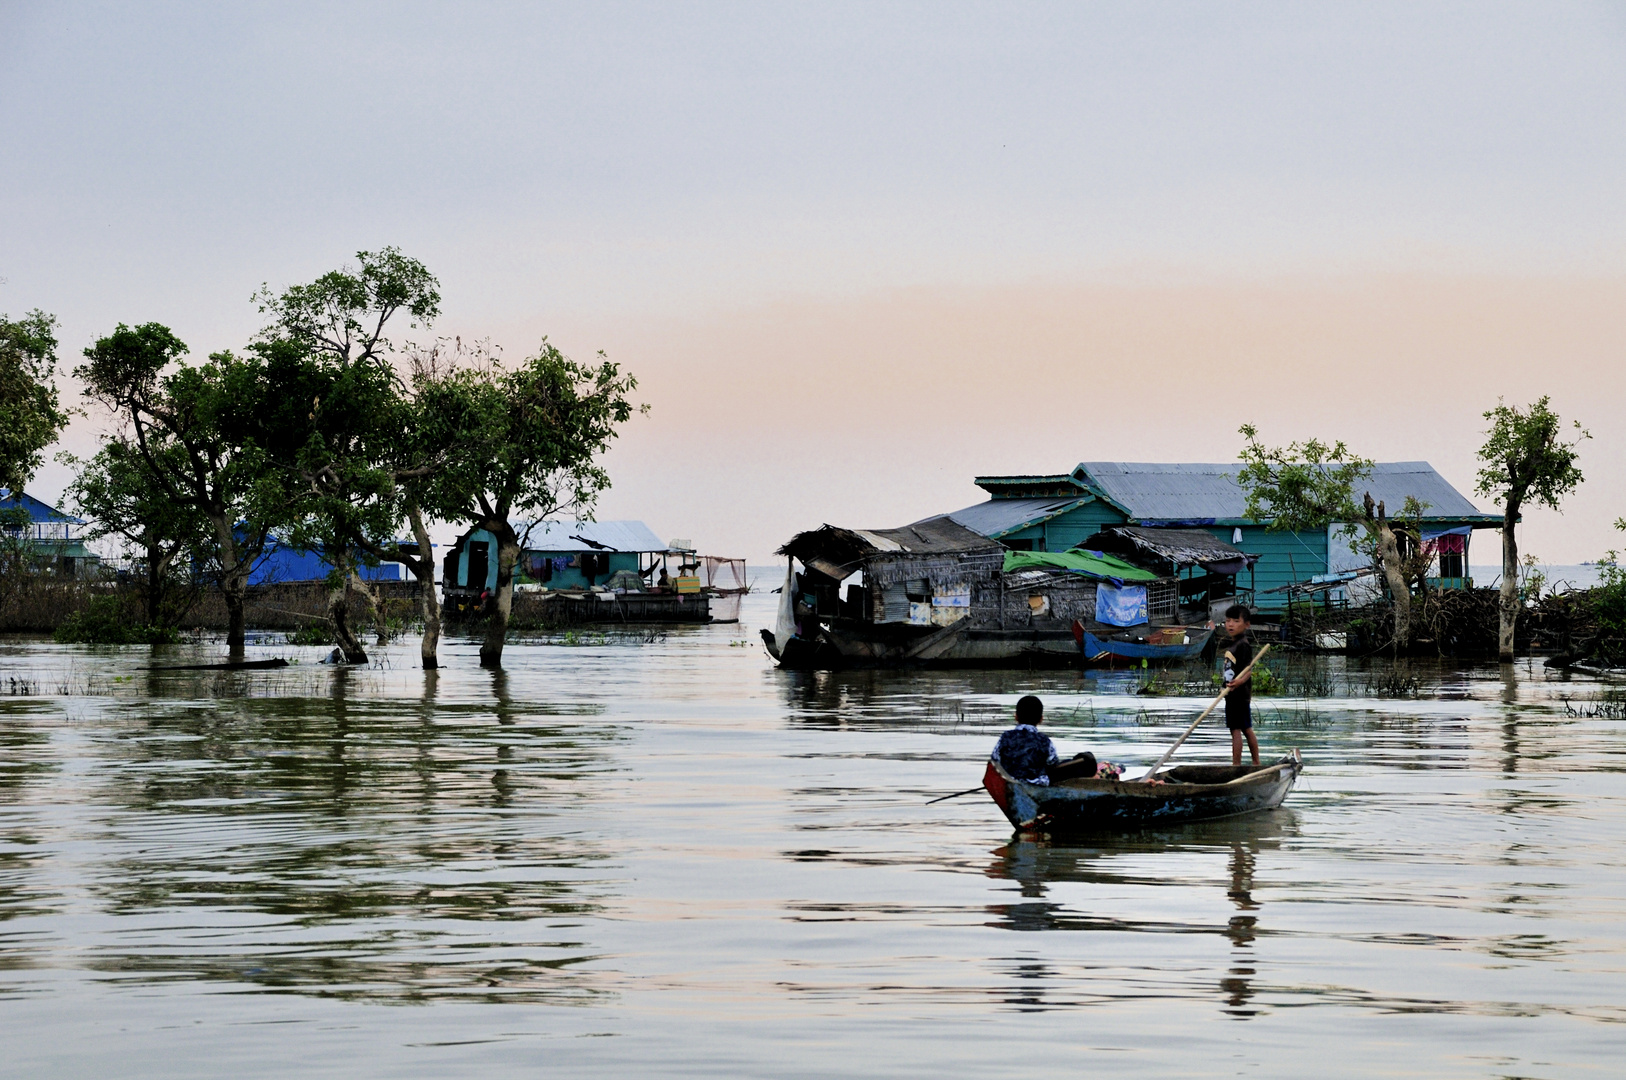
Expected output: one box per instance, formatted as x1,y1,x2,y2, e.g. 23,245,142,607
422,340,642,668
0,310,70,496
76,323,292,657
1236,425,1420,648
64,439,213,627
253,248,441,665
1474,397,1588,663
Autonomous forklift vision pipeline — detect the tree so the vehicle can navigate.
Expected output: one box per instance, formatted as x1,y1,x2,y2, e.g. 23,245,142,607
1474,397,1588,662
64,439,213,627
422,340,643,668
0,310,70,496
1236,425,1421,648
76,324,294,657
253,248,442,666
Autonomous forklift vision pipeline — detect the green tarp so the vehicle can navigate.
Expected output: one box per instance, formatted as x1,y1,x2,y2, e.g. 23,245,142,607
1001,549,1160,582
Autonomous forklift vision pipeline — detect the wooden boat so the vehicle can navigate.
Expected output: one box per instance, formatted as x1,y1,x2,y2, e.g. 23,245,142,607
983,750,1302,831
1072,620,1214,665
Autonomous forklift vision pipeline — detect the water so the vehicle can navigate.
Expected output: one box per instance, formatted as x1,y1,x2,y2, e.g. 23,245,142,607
3,595,1626,1078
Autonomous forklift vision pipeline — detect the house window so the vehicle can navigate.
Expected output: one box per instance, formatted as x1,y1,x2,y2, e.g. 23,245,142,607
1003,539,1035,552
1438,552,1464,579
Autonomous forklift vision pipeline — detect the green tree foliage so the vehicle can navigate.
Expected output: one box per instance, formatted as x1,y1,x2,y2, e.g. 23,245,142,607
421,340,643,668
1236,424,1420,648
76,324,294,656
253,249,442,665
1474,397,1588,662
64,439,212,626
0,310,70,495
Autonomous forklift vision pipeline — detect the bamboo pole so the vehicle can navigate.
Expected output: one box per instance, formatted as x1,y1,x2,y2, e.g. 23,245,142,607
1138,644,1271,782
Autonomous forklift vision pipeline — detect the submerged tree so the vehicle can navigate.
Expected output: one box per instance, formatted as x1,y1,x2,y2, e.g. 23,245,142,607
64,439,213,627
1474,397,1588,663
76,323,293,656
422,340,643,668
1236,424,1420,648
253,248,442,665
0,310,70,496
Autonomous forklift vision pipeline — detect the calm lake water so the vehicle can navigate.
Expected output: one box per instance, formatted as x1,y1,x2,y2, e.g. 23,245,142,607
4,591,1626,1078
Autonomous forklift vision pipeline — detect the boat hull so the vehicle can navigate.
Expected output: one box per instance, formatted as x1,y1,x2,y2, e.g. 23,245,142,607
1076,623,1214,665
983,752,1302,832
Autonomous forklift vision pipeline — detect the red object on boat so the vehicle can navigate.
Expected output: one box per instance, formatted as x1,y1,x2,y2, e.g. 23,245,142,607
982,761,1011,818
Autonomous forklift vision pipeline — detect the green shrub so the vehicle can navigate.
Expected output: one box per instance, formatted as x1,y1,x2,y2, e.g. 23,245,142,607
285,623,336,646
53,597,179,644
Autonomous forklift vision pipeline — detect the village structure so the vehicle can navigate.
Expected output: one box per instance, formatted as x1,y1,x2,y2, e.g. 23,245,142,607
765,460,1500,668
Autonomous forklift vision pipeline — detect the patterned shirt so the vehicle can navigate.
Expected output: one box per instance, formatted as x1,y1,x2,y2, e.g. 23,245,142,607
992,724,1060,785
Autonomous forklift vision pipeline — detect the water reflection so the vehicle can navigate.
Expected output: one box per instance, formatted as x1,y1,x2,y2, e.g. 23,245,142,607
984,813,1297,1018
68,677,625,1003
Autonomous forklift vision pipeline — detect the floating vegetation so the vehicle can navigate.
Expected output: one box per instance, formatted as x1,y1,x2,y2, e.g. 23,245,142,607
1560,691,1626,719
1370,672,1422,698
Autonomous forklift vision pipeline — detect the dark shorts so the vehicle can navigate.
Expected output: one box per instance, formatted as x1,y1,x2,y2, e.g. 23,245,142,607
1225,692,1252,731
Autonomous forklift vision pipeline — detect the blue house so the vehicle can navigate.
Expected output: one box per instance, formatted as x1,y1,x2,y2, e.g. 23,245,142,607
0,490,100,578
443,520,669,595
246,537,412,586
933,462,1501,612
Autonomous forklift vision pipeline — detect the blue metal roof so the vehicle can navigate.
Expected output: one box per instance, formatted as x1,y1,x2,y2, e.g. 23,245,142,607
0,489,84,524
935,496,1092,539
517,520,668,553
1074,462,1496,523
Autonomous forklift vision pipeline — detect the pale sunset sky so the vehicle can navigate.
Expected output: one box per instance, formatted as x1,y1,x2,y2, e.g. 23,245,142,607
3,2,1624,564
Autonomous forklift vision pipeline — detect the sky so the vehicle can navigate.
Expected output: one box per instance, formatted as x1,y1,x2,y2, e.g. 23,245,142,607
3,1,1624,564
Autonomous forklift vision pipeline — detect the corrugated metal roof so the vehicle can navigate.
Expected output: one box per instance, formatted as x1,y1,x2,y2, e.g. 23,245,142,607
1075,462,1494,523
0,490,84,524
517,520,668,553
935,496,1090,539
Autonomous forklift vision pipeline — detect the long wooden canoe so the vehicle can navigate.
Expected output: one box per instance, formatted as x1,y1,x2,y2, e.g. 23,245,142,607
983,750,1303,831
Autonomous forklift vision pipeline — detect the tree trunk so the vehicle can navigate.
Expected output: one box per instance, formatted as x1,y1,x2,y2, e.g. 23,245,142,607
1499,500,1520,663
328,553,369,664
479,525,520,669
349,571,387,646
145,541,163,625
407,501,441,669
1363,495,1410,651
213,516,248,660
223,575,247,661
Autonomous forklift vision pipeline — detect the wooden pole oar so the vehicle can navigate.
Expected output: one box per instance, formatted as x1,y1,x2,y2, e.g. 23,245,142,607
1138,644,1271,782
925,785,986,805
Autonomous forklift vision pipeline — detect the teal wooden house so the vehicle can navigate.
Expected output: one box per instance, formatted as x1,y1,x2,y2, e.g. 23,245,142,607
443,520,668,596
935,462,1500,612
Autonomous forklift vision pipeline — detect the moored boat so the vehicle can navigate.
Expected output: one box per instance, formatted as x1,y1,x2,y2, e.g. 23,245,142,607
983,751,1302,831
1072,620,1214,665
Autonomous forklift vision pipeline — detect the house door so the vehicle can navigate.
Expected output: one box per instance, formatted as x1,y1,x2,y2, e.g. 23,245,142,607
467,541,490,590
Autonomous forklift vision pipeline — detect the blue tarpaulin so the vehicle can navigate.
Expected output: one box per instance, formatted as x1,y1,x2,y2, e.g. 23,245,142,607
1095,584,1148,627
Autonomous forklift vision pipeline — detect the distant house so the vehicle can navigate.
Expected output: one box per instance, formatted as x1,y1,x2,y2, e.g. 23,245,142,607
442,520,669,595
246,537,416,586
0,490,100,578
933,462,1500,611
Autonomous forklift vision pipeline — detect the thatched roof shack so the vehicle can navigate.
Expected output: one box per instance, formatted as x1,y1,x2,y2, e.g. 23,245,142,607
776,515,1003,587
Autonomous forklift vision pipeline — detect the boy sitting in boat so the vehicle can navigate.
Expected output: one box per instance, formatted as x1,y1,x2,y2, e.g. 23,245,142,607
992,695,1122,784
1222,605,1261,768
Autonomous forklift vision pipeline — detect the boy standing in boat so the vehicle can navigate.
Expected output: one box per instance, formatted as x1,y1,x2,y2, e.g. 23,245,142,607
992,695,1118,784
1222,605,1261,767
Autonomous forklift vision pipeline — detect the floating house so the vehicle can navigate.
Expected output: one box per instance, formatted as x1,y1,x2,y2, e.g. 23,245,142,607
443,520,668,594
938,462,1499,611
441,520,747,623
764,515,1213,668
0,490,100,578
